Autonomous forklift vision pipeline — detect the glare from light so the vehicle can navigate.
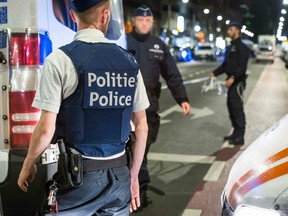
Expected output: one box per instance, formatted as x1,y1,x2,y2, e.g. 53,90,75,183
217,27,221,32
278,36,288,41
194,25,201,32
172,29,179,36
234,206,280,216
217,15,223,21
226,20,230,25
177,16,185,33
242,25,247,30
284,0,288,5
282,9,287,14
280,17,285,22
209,33,214,41
182,0,189,3
204,9,210,14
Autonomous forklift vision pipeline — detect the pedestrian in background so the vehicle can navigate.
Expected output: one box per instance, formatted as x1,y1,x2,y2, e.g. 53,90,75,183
126,4,191,211
209,22,250,145
18,0,149,215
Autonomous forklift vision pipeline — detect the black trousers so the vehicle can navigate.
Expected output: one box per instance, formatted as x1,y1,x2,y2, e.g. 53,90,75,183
227,83,246,137
138,111,160,192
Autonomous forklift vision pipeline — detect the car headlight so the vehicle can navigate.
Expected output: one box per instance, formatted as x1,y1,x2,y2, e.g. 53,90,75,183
234,206,280,216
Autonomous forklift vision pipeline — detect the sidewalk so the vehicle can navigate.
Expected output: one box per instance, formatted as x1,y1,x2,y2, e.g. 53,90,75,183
183,58,288,216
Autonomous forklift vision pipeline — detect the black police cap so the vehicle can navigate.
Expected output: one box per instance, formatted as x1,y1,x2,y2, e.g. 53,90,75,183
70,0,104,13
228,21,242,30
134,5,153,17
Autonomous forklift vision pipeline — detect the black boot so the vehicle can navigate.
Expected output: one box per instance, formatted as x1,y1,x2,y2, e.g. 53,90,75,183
223,135,235,141
229,136,244,145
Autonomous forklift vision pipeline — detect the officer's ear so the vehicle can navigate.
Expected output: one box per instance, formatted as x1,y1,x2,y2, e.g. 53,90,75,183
70,9,77,23
102,9,110,26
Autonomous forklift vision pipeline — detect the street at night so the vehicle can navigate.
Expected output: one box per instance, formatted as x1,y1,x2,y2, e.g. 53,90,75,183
1,1,288,216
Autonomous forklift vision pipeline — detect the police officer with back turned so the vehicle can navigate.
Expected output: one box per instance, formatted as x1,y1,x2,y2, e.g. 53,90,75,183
17,0,149,215
209,22,250,145
127,5,191,209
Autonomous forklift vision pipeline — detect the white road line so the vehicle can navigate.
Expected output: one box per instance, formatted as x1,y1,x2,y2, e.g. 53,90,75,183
203,161,226,181
182,209,202,216
221,141,234,149
148,153,215,164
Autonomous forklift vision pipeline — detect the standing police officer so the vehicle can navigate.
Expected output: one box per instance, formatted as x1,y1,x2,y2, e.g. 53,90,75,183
210,22,250,145
17,0,149,215
126,5,191,209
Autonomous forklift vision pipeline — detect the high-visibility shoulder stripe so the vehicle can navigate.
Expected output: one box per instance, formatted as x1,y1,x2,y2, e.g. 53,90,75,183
228,148,288,204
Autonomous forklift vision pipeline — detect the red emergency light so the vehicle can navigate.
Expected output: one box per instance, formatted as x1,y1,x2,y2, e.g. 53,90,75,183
9,32,52,149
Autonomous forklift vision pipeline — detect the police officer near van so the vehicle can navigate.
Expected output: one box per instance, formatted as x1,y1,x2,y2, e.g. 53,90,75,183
17,0,149,215
126,5,191,209
209,22,250,145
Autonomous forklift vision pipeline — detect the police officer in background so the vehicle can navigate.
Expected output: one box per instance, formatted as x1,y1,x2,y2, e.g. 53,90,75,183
17,0,149,215
127,5,191,209
209,22,250,145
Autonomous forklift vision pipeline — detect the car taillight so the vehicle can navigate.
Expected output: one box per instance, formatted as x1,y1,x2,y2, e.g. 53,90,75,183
9,32,52,149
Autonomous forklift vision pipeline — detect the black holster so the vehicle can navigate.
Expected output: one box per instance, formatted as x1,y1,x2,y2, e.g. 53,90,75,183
54,139,83,190
126,132,136,169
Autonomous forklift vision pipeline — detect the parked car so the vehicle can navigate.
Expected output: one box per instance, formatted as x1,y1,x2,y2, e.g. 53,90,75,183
256,46,274,63
193,43,216,61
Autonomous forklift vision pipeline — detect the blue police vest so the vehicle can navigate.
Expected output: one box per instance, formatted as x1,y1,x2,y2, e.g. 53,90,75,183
54,41,139,157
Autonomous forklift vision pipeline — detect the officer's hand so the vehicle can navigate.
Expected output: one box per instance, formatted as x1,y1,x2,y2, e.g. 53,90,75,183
225,78,235,88
181,102,191,116
208,73,215,79
130,177,140,213
18,160,37,192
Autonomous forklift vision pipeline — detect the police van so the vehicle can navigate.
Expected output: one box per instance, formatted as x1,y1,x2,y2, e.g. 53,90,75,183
0,0,125,215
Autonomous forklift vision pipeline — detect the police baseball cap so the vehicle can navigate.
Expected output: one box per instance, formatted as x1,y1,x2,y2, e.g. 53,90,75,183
70,0,104,13
134,5,153,17
228,21,242,30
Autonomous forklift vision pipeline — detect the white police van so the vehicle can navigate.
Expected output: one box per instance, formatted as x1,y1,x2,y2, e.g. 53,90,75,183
0,0,125,215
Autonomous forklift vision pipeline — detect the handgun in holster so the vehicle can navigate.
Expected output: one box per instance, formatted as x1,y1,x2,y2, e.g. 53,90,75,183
126,132,136,169
54,139,83,189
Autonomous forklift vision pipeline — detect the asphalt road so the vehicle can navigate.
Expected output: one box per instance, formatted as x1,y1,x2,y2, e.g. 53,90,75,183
133,58,267,216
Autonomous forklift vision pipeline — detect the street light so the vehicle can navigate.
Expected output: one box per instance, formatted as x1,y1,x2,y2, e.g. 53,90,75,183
279,22,284,26
284,0,288,5
182,0,189,3
194,25,201,32
280,17,285,22
217,27,221,32
217,15,223,21
204,9,210,14
225,20,230,25
282,9,287,14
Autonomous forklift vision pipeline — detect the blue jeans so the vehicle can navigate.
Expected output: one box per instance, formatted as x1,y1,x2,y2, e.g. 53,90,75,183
44,166,131,216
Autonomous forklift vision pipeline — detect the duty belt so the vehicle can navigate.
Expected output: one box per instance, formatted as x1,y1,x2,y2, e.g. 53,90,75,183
83,153,128,172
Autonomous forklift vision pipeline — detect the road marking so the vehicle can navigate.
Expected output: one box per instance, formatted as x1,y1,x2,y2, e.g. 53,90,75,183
182,209,202,216
221,141,235,149
191,107,214,120
195,71,201,75
148,152,215,164
203,161,226,181
188,74,194,78
159,105,214,124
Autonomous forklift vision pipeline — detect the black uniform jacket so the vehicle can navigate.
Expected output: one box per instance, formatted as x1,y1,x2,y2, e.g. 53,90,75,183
213,37,250,83
127,30,189,112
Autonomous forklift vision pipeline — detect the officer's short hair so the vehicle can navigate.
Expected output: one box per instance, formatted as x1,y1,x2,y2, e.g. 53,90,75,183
70,0,109,13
